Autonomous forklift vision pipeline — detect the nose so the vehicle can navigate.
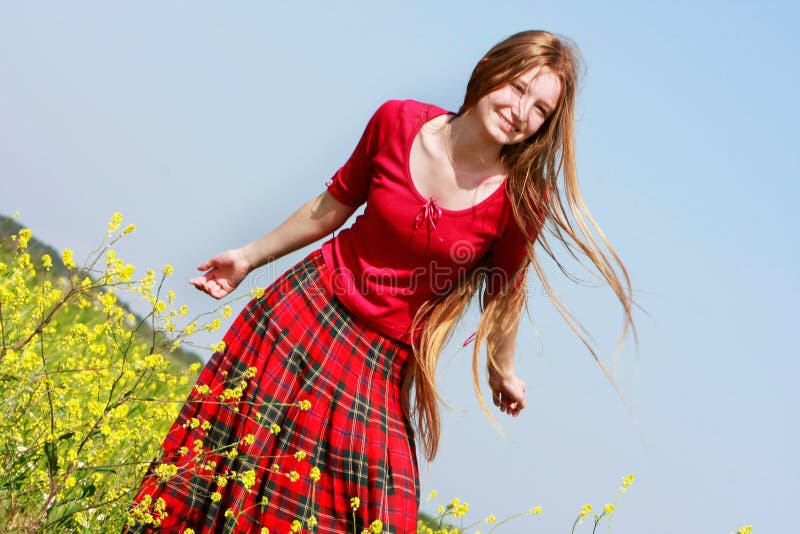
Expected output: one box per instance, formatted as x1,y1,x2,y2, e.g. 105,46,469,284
512,93,534,127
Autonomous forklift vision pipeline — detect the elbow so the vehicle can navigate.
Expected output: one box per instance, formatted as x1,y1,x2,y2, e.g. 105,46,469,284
308,192,357,236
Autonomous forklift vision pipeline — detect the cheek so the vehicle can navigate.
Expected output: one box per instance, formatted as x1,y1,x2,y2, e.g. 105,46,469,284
525,115,546,137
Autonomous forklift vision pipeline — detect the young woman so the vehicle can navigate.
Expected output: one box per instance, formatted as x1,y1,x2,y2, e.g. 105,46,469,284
125,30,635,534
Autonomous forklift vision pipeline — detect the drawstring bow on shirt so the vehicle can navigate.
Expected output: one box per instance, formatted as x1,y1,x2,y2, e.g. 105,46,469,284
413,197,442,231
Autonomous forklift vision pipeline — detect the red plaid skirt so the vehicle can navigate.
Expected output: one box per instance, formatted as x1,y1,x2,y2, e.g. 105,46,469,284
125,249,419,533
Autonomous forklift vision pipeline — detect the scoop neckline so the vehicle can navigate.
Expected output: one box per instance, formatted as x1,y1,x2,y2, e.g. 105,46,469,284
403,102,507,217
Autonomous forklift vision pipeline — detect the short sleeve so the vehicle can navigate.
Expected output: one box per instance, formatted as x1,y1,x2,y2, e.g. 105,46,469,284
325,100,401,207
484,203,546,298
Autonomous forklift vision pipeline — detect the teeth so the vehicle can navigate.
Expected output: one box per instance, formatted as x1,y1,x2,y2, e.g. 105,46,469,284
499,114,516,132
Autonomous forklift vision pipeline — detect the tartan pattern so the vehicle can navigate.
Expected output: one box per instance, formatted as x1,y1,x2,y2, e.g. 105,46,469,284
125,250,419,533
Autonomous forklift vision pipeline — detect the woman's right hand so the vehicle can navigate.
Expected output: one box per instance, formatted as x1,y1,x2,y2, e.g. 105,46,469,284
189,248,251,299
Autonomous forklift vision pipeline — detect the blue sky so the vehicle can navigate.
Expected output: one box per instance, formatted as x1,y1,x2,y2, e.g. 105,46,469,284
2,1,798,532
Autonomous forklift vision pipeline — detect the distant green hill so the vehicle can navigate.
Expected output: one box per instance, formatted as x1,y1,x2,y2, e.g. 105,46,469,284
0,213,203,369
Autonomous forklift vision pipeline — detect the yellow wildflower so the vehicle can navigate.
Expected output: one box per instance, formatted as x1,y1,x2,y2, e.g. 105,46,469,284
452,502,469,518
298,399,312,411
62,248,76,270
222,305,233,318
220,385,243,402
427,490,438,500
307,514,318,528
603,503,615,515
369,519,383,533
621,474,635,493
486,514,496,524
202,460,217,471
154,463,178,482
108,212,123,234
41,254,52,270
123,223,136,234
211,492,222,502
288,470,300,482
290,520,302,532
579,504,592,517
243,434,255,445
530,505,542,515
250,287,265,299
260,528,270,534
163,264,174,276
294,450,307,461
310,466,321,482
270,423,281,435
241,469,256,490
350,496,360,511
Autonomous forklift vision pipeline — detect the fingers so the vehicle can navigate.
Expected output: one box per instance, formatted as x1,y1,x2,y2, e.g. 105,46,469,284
493,383,526,417
189,275,226,299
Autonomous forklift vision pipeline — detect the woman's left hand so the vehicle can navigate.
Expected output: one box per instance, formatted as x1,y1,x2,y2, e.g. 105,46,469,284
488,366,527,417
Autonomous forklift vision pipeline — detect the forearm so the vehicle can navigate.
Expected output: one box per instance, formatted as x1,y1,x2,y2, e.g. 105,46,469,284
482,292,521,374
240,192,353,272
491,314,520,373
484,303,527,417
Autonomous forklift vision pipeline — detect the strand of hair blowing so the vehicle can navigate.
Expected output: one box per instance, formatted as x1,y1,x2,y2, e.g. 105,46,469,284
404,30,638,463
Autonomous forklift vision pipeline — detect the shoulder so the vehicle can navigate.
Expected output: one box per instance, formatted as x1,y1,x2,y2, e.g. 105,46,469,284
372,99,451,124
363,99,450,149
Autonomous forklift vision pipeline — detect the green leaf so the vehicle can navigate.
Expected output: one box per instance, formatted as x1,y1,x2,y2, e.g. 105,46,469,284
44,440,58,476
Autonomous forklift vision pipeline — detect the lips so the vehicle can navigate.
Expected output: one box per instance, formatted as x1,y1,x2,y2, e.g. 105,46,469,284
497,112,519,134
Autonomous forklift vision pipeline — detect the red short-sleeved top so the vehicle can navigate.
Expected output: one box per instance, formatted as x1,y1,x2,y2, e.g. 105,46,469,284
320,99,542,345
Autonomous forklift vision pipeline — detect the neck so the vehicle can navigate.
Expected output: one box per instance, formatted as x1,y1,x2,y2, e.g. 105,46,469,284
446,109,503,173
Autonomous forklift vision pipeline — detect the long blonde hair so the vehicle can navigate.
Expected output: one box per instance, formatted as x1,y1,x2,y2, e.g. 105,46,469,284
405,30,638,462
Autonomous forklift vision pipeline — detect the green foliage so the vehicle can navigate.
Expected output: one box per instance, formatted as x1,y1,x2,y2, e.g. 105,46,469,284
0,214,214,532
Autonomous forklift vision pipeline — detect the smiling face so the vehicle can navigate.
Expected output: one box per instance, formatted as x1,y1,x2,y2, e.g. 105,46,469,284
473,66,563,146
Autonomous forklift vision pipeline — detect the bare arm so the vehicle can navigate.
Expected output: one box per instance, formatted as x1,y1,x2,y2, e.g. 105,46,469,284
241,191,357,270
483,292,527,417
190,191,356,298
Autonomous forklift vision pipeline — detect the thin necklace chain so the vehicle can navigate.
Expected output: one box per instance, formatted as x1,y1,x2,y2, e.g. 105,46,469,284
443,119,456,168
442,119,499,206
443,119,494,181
